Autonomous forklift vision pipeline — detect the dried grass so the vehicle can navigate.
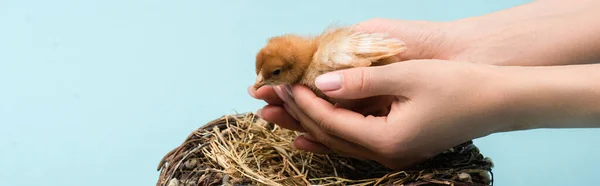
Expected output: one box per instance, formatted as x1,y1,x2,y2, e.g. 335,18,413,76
156,112,494,186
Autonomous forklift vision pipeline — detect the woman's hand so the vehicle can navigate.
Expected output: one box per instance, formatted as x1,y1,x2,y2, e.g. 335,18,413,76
251,0,600,134
277,60,512,169
276,60,600,169
248,0,600,166
356,0,600,66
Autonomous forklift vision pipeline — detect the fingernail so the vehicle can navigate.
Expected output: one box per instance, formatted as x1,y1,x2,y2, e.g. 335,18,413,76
284,85,295,99
255,108,263,118
301,133,317,142
247,86,257,98
291,140,298,150
315,73,343,91
273,86,286,102
283,103,299,120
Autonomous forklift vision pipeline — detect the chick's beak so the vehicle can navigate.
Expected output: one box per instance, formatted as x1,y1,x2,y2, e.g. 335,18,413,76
253,73,265,90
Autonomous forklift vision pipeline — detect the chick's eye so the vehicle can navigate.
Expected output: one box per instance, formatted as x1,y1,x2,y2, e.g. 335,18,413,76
272,69,281,75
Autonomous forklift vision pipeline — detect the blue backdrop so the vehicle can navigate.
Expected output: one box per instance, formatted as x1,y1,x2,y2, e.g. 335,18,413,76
2,0,598,185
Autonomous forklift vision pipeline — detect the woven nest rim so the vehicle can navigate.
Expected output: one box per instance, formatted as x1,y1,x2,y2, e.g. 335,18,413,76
156,112,494,186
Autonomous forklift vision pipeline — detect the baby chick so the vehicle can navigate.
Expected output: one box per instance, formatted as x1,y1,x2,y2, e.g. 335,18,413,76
253,26,407,116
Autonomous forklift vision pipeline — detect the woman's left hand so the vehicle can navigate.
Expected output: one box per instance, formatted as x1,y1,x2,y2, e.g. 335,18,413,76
275,60,521,169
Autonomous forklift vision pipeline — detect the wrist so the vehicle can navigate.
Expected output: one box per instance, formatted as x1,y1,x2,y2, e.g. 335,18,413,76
448,0,600,66
487,64,600,132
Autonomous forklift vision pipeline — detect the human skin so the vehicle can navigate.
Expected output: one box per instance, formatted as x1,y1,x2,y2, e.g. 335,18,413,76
276,60,600,169
248,0,600,169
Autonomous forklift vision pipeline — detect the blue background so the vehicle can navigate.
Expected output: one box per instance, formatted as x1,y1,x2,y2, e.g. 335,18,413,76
2,0,599,185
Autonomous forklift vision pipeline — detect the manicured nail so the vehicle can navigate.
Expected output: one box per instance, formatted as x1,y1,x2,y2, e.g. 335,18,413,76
283,103,298,120
273,86,286,102
247,86,257,98
290,140,298,150
284,85,295,99
301,133,317,142
255,108,263,118
315,73,343,91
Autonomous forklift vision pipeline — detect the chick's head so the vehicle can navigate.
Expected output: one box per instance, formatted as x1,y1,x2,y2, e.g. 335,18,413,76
253,35,315,90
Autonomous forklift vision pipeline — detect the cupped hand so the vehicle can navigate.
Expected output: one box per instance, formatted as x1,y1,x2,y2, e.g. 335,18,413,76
278,60,514,169
248,17,493,152
250,0,598,158
249,18,453,146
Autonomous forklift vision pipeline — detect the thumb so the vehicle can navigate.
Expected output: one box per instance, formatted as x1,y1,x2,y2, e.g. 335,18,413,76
315,64,412,99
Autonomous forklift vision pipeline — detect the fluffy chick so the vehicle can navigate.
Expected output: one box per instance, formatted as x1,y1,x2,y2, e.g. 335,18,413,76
253,26,407,116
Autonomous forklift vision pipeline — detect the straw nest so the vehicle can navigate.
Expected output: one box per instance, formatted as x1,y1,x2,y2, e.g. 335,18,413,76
156,112,494,186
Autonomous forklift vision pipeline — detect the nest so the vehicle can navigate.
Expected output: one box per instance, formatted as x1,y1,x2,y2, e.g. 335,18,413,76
156,113,494,186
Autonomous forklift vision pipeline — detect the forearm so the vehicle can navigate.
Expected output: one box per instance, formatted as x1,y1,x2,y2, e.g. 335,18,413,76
493,63,600,132
456,0,600,66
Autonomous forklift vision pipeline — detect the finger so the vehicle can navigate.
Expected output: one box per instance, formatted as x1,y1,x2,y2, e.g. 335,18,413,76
282,90,376,159
297,133,371,160
291,84,388,148
259,105,305,132
315,64,413,99
248,85,284,105
292,134,332,154
301,132,318,141
282,103,299,121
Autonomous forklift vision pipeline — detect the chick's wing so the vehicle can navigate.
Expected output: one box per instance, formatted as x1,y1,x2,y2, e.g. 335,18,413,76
313,27,407,69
